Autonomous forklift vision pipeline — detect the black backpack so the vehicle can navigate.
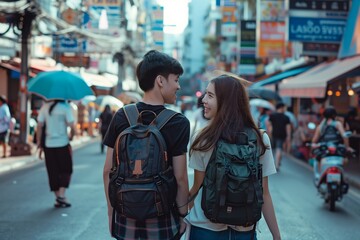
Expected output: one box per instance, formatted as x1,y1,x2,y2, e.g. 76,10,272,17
201,128,263,226
318,120,343,144
108,104,178,220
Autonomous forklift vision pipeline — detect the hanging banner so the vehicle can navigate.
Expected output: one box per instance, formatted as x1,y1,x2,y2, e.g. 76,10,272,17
260,0,286,21
259,21,287,58
151,5,164,50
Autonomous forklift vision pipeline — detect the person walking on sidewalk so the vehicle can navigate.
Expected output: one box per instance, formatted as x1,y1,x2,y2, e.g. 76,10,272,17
266,102,291,171
0,95,11,158
99,104,113,153
185,74,281,240
103,50,190,240
37,100,76,208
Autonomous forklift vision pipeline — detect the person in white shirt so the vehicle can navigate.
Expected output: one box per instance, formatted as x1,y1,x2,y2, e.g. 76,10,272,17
185,74,281,240
37,100,76,208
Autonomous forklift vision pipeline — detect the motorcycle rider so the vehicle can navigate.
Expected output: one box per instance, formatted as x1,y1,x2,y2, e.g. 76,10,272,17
311,106,353,177
311,106,351,150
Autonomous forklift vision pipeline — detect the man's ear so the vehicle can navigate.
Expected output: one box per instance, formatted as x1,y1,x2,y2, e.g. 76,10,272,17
156,75,163,86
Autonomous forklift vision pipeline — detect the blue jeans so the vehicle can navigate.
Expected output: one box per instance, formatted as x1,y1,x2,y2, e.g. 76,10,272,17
189,225,257,240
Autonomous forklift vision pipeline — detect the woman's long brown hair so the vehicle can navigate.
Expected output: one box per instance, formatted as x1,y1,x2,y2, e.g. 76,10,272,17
190,74,267,155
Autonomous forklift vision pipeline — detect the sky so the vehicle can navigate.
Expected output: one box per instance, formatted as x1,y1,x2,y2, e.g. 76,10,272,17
158,0,190,34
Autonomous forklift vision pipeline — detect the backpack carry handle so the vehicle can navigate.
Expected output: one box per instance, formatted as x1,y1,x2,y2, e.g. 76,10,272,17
138,110,157,125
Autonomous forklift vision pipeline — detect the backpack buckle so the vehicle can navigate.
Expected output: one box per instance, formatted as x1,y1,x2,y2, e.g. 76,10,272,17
154,175,162,185
115,177,124,186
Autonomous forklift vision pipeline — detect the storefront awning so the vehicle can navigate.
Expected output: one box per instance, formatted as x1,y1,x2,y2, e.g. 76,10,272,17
279,55,360,98
353,82,360,92
251,66,312,88
81,71,117,89
0,62,36,77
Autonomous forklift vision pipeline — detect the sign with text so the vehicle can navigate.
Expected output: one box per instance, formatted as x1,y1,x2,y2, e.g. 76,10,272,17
289,0,349,11
240,20,256,58
288,17,347,43
151,5,164,50
222,6,237,23
303,42,340,56
259,21,287,58
260,0,286,21
52,35,86,53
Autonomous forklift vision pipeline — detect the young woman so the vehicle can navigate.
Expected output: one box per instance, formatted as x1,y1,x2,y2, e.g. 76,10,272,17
185,74,281,240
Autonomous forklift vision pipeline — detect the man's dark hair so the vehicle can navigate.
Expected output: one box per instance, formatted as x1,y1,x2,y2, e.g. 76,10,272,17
323,106,337,119
276,102,285,110
136,50,183,91
0,95,7,104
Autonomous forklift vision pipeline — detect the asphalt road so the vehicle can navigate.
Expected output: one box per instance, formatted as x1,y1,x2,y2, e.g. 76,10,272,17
1,139,360,240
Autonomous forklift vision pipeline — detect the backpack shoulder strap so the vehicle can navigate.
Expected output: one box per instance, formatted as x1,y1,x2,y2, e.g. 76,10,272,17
153,109,178,130
123,104,139,126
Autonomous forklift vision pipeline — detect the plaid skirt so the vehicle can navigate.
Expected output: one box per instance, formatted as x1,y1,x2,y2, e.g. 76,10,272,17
112,210,180,240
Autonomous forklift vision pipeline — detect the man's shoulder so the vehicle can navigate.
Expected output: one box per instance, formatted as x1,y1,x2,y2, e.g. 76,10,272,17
167,110,190,125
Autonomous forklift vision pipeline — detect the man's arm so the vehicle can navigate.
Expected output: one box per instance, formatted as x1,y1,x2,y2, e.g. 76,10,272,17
189,170,205,209
103,147,114,235
172,154,189,233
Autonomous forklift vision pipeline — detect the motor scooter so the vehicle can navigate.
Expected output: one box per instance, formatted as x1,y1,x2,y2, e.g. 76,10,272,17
307,141,354,211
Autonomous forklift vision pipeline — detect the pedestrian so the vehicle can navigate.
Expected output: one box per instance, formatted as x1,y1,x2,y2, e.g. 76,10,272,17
191,93,208,139
37,100,76,208
185,74,281,240
266,102,291,171
284,106,298,154
103,50,190,240
0,95,11,158
99,104,113,153
77,102,89,136
258,107,272,130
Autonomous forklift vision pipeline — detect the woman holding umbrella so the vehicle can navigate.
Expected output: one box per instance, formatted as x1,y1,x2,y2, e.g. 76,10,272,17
29,70,94,208
37,100,76,208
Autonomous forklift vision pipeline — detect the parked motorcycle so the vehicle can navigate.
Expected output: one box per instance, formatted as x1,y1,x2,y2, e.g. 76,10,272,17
307,141,355,211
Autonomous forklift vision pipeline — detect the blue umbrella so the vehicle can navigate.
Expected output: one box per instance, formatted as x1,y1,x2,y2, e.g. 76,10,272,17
27,70,94,101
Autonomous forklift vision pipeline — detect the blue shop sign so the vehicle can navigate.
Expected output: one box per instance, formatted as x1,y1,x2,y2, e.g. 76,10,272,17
289,17,347,43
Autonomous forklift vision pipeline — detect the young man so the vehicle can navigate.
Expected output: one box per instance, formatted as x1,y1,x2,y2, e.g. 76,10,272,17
266,102,291,171
103,50,190,240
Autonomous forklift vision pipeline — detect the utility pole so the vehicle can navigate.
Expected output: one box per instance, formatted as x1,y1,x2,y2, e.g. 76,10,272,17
12,2,36,156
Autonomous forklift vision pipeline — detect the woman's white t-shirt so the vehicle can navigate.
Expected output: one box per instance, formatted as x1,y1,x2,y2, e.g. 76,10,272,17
38,102,74,148
185,132,276,232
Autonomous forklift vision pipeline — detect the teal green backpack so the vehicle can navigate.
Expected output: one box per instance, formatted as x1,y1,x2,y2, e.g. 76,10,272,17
201,128,263,226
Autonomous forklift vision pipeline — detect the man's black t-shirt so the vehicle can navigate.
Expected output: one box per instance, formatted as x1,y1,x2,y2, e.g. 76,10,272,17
269,112,290,139
103,102,190,162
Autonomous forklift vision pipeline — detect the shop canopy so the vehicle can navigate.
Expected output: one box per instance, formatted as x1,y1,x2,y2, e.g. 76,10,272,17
250,65,312,88
279,55,360,98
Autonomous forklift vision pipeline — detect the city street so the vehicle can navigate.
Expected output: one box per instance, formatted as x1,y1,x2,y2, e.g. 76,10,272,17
1,139,360,239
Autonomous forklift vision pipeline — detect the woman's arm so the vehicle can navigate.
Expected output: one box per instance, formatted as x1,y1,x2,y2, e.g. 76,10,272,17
262,176,281,240
189,170,205,209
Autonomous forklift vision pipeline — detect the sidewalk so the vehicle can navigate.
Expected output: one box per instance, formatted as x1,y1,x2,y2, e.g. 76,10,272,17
0,135,97,175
